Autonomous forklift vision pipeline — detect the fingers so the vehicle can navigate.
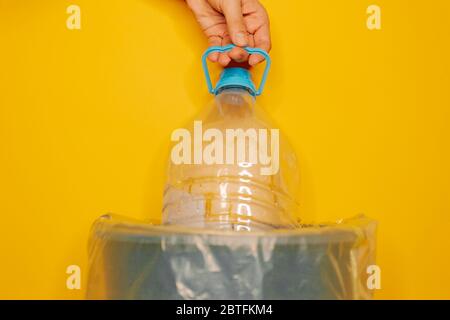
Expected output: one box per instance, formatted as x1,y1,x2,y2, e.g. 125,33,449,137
218,35,231,66
218,37,250,66
249,22,271,65
220,0,248,47
249,35,271,65
207,35,222,62
200,0,270,66
228,46,249,63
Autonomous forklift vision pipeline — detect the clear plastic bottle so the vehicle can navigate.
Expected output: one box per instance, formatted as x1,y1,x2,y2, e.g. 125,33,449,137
162,45,300,231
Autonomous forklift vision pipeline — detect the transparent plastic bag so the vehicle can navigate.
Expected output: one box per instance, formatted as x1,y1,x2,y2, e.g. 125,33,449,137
86,214,377,300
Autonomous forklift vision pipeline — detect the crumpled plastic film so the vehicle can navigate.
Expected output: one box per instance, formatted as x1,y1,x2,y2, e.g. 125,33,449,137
86,214,377,300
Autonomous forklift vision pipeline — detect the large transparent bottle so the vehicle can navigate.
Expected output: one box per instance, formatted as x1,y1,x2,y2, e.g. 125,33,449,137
162,45,300,231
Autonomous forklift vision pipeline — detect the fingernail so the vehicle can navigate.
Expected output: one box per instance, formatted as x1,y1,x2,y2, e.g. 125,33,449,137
234,32,248,46
219,54,231,66
249,55,262,66
208,52,218,62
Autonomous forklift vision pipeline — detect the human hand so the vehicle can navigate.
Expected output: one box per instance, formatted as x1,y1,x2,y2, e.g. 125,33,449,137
186,0,271,66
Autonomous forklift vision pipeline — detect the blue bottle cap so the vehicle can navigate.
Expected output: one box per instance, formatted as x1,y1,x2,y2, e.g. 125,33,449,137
202,45,271,96
215,68,257,96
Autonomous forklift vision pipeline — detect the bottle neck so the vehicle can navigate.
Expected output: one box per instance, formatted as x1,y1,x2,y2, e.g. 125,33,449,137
215,87,256,116
216,87,255,104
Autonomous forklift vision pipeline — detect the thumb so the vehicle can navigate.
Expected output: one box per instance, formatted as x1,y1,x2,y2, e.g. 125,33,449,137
221,0,248,47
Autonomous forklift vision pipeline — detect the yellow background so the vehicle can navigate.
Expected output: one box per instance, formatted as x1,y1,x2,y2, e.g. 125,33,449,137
0,0,449,299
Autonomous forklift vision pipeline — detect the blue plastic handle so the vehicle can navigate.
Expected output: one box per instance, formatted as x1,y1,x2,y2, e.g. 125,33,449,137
201,44,271,96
